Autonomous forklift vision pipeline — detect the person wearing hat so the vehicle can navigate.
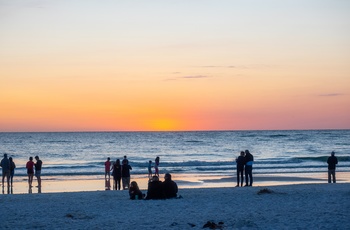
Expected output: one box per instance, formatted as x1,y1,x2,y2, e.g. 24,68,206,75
327,151,338,183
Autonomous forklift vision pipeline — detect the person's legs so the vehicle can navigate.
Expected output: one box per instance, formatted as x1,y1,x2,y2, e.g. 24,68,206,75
331,170,336,183
236,170,240,186
117,178,121,190
328,170,332,183
249,169,253,186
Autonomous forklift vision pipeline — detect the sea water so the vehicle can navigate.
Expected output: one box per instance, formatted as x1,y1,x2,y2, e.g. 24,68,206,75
0,130,349,182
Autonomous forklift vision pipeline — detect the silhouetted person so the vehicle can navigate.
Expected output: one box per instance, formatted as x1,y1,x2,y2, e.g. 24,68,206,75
9,157,16,187
236,151,245,187
244,150,254,186
105,157,111,179
34,156,42,187
112,159,122,190
121,159,132,190
26,157,34,187
163,173,178,199
155,156,160,177
327,151,338,183
129,181,143,200
1,154,10,187
145,176,164,200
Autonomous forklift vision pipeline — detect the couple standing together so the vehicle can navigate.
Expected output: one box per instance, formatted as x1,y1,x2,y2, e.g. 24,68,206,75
235,150,254,187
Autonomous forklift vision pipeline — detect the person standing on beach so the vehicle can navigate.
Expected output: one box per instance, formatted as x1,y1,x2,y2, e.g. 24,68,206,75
148,160,153,178
155,156,160,177
34,156,42,187
121,159,132,190
236,151,245,187
327,151,338,183
105,157,111,179
26,157,34,187
244,150,254,186
9,157,16,187
1,154,11,187
112,159,122,190
122,155,129,165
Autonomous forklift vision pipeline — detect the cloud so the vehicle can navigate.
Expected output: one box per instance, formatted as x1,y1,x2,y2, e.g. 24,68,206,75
319,93,344,97
181,75,209,79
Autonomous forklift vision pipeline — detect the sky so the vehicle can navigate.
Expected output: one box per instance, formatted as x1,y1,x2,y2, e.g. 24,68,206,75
1,0,350,132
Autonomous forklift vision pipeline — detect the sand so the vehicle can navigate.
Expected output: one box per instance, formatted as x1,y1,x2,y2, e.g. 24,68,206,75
1,183,349,229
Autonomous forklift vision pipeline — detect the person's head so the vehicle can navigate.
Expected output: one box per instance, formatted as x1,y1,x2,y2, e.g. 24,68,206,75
130,181,139,190
116,159,120,165
29,156,33,161
245,150,250,155
164,173,172,181
9,157,13,162
149,160,152,163
124,155,127,159
4,153,7,158
107,157,110,161
152,175,159,182
240,151,245,156
331,151,335,156
35,156,39,160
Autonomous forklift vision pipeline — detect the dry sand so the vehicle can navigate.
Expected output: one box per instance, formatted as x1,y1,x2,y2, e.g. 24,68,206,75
1,183,349,229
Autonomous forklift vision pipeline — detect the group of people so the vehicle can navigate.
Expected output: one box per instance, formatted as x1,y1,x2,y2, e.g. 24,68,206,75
0,154,42,188
0,154,16,187
105,155,132,190
235,150,339,186
129,173,178,200
235,150,254,187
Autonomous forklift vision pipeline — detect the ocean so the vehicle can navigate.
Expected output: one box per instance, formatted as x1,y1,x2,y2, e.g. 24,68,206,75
1,130,349,183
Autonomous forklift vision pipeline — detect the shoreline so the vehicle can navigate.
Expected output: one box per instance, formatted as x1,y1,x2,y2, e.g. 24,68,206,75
2,171,350,195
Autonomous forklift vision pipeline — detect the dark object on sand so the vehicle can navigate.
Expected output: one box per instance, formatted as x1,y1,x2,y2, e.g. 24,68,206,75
203,221,224,229
257,188,274,195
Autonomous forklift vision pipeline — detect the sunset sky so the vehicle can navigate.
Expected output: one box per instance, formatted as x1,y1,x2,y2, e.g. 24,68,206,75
1,0,349,132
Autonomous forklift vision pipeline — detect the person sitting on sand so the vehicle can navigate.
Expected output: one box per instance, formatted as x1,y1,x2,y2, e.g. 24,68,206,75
129,181,143,200
145,175,164,200
236,151,245,187
244,150,254,186
327,151,338,183
162,173,178,199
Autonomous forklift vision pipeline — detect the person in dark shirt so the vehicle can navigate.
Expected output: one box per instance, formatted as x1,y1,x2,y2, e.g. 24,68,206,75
121,160,132,190
145,176,164,200
236,151,245,187
327,151,338,183
112,159,122,190
163,173,178,199
1,154,10,187
34,156,42,187
129,181,143,200
244,150,254,186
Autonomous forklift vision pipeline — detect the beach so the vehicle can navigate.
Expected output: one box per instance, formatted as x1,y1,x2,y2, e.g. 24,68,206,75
1,183,349,229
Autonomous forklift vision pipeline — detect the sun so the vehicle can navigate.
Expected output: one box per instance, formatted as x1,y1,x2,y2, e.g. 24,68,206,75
149,119,179,131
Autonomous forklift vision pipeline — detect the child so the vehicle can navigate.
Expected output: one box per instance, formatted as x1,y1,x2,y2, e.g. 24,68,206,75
129,181,143,200
154,156,160,177
105,157,111,179
148,160,153,178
